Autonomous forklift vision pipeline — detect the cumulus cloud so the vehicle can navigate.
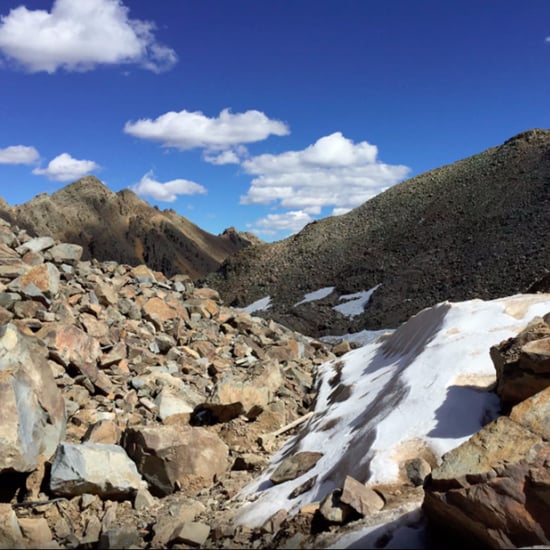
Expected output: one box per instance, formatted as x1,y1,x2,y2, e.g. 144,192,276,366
247,210,314,236
131,172,207,202
240,132,410,213
203,145,249,165
0,145,39,164
124,108,289,152
33,152,99,181
0,0,177,73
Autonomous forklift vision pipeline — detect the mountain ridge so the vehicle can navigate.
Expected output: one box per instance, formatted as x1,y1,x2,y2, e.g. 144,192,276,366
0,176,259,279
204,128,550,336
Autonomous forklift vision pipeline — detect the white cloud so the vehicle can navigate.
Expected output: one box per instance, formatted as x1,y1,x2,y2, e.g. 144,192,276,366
247,210,314,236
131,172,207,202
203,149,241,165
0,145,39,164
546,36,550,43
240,132,410,213
124,108,289,151
0,0,177,73
203,144,249,165
32,152,99,181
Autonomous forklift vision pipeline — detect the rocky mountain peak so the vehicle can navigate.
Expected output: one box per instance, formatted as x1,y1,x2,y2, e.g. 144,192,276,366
0,177,255,280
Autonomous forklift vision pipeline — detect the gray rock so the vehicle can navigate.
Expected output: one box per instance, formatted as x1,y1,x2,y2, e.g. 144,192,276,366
0,324,65,472
50,442,144,498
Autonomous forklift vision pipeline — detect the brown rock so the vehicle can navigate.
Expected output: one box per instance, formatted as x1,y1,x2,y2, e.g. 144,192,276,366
340,475,385,516
18,518,55,549
171,522,210,546
37,323,100,380
491,319,550,406
123,425,229,496
0,503,24,549
424,415,550,548
270,451,323,485
10,262,60,298
509,385,550,440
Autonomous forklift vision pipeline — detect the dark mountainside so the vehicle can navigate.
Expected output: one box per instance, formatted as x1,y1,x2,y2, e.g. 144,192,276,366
205,129,550,337
0,176,259,279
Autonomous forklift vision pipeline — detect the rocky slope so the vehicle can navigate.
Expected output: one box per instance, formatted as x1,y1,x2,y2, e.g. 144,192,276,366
0,176,258,279
205,128,550,337
0,216,336,549
2,215,550,548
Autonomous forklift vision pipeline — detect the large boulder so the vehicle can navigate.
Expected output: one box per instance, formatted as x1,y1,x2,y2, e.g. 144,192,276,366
423,387,550,548
123,425,229,496
490,316,550,407
0,324,65,472
50,442,144,499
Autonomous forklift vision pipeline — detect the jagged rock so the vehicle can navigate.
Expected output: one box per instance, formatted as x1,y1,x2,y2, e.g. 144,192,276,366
423,405,550,548
270,451,323,485
340,475,385,516
50,442,144,498
491,318,550,406
152,499,206,546
37,323,100,379
9,262,60,299
123,425,229,496
204,362,283,421
0,323,65,472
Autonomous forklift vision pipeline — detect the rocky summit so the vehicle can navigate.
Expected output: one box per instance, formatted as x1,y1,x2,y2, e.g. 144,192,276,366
0,176,259,280
205,129,550,337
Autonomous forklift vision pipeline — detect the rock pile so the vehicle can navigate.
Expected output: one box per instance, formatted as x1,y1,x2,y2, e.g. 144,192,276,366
0,217,335,549
424,314,550,548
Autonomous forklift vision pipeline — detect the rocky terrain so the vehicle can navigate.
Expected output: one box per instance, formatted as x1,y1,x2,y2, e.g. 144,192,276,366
0,176,259,280
204,128,550,337
1,215,550,548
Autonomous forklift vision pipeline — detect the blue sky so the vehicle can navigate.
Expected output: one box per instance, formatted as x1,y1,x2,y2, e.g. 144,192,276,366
0,0,549,241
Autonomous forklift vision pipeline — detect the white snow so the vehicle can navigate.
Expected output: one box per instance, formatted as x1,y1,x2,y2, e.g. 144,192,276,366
234,293,550,531
236,295,272,313
333,284,381,317
294,286,335,306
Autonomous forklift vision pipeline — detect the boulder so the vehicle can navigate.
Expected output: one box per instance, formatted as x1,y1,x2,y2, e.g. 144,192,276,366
423,410,550,548
50,442,144,499
491,318,550,406
46,243,83,264
123,425,229,496
270,451,323,485
0,324,65,472
9,262,60,299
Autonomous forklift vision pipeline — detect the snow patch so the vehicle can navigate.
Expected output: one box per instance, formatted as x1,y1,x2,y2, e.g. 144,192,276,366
333,284,381,318
294,286,335,306
236,296,272,313
234,293,550,529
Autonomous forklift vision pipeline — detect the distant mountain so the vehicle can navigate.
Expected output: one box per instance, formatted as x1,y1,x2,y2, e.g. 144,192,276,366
0,176,259,279
204,129,550,336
